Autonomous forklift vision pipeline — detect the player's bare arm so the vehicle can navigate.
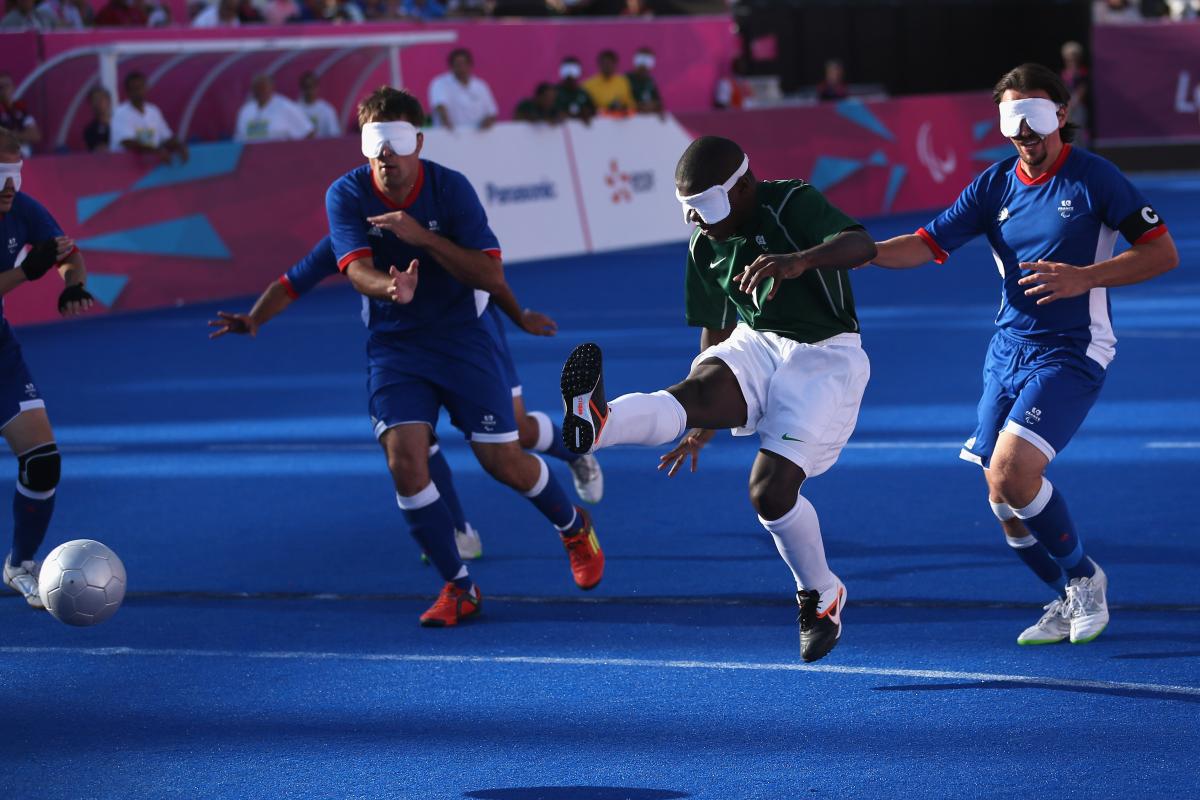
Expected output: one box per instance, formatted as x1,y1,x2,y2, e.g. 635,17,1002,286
366,210,504,295
736,229,877,299
209,279,294,338
489,280,557,337
344,255,419,305
870,234,936,269
1018,231,1179,305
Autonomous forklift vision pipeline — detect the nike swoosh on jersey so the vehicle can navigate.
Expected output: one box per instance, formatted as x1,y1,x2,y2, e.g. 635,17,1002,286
781,433,805,442
709,257,725,270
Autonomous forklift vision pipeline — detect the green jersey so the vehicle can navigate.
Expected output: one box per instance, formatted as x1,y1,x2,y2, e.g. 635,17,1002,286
554,83,595,118
685,180,862,344
626,72,661,107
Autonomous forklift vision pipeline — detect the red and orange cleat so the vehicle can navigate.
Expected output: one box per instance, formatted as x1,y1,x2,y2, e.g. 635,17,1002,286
561,507,604,591
419,582,482,627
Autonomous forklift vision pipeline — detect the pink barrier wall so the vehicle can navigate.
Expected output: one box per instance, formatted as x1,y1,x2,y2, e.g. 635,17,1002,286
11,93,1009,327
14,17,735,152
1093,21,1200,145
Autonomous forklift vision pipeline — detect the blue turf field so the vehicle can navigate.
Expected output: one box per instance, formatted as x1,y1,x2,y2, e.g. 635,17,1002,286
2,174,1199,799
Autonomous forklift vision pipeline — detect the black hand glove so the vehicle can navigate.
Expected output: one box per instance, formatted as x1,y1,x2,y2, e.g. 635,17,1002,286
19,240,61,282
58,284,94,315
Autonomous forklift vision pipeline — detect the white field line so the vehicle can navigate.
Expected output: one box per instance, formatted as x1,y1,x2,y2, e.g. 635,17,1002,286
2,646,1197,698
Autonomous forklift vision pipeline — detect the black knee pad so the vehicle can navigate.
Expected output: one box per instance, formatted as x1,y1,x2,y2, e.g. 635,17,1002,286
18,443,60,493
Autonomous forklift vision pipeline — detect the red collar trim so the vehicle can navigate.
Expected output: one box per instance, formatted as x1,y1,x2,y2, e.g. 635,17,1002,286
371,162,424,210
1016,143,1071,186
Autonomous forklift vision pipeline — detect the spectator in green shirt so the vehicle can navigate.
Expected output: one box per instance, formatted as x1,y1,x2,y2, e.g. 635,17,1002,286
554,57,595,123
515,83,561,124
627,46,663,115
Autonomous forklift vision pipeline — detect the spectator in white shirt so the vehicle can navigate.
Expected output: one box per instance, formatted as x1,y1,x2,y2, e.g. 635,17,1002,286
235,74,315,143
428,48,498,131
111,71,189,162
192,0,239,26
296,71,341,138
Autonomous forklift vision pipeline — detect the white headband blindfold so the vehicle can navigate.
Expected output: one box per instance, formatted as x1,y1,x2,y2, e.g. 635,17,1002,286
361,121,418,159
676,155,749,225
999,98,1060,138
633,53,655,69
0,161,21,194
559,62,583,80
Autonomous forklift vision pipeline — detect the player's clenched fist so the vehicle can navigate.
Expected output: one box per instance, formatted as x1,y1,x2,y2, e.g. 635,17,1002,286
388,260,419,304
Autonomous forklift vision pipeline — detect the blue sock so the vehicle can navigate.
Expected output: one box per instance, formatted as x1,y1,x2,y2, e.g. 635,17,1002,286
1013,479,1095,581
12,485,55,565
529,411,582,464
396,484,470,589
523,455,583,535
427,444,467,531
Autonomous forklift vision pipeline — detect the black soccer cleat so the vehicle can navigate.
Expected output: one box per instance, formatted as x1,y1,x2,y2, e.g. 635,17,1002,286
797,578,846,663
560,342,609,455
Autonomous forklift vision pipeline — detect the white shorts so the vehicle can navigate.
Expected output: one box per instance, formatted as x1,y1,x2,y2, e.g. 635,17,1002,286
691,325,870,478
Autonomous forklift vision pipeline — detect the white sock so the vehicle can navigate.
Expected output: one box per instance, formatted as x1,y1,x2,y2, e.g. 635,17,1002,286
759,493,836,593
528,411,555,452
600,390,687,448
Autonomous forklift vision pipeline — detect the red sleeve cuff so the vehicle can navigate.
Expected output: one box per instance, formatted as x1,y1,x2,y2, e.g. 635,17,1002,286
483,248,502,261
915,227,949,265
336,247,372,273
1134,225,1169,246
279,274,299,299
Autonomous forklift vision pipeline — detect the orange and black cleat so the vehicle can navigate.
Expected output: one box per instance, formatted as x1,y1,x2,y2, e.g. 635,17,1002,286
561,507,605,591
419,582,482,627
560,342,609,455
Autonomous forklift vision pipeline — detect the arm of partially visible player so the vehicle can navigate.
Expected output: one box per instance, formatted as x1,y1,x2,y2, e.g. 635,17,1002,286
736,228,877,300
871,233,939,269
1018,231,1179,305
209,280,293,338
490,279,557,336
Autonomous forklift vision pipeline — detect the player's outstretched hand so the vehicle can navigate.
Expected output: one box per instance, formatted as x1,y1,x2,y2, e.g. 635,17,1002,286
734,253,809,300
658,428,717,477
519,308,558,337
367,211,429,245
1018,260,1093,305
388,260,419,304
57,284,94,317
208,311,257,338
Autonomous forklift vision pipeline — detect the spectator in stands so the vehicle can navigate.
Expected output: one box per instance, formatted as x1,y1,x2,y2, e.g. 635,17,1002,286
83,87,112,152
49,0,96,26
1165,0,1199,17
1,0,56,29
554,57,596,122
235,74,315,143
1061,40,1090,146
1092,0,1142,22
447,0,494,15
713,55,752,110
583,50,635,116
428,49,498,132
111,71,189,162
0,73,40,156
94,0,148,25
545,0,596,13
514,83,561,124
297,71,341,138
816,59,848,102
627,46,663,115
192,0,239,25
261,0,298,23
620,0,651,15
400,0,444,17
314,0,365,22
358,0,395,18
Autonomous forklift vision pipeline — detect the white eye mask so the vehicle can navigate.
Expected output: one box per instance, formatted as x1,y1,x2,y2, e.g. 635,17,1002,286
633,53,655,69
676,154,749,225
999,98,1061,138
559,62,583,80
360,121,418,159
0,161,21,194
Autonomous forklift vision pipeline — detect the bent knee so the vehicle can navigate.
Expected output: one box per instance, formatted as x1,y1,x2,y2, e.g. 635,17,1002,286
748,481,801,521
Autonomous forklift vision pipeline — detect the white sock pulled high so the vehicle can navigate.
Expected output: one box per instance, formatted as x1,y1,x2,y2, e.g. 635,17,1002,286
759,493,836,593
599,390,687,448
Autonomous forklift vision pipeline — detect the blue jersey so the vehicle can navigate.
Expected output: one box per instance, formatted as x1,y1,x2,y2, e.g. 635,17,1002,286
919,145,1167,366
280,235,339,299
325,160,501,335
1,192,65,338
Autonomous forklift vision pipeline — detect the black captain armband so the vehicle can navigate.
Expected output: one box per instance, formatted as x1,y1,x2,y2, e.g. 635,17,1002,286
1117,205,1165,245
19,240,61,282
58,284,94,314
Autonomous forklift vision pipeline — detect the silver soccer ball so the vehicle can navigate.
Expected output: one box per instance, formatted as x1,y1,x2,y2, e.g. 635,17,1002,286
37,539,127,627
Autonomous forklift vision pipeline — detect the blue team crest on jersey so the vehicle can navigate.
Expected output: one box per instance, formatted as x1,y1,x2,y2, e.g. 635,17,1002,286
1024,406,1043,426
368,226,383,238
428,219,440,233
6,237,16,254
1058,199,1074,219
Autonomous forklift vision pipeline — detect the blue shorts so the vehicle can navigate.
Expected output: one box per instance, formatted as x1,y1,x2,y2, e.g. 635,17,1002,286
366,320,518,444
0,332,45,432
961,330,1105,468
483,304,521,397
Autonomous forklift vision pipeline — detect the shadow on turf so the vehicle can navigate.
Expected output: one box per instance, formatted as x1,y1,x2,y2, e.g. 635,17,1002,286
871,681,1200,703
1111,650,1200,660
464,789,689,800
